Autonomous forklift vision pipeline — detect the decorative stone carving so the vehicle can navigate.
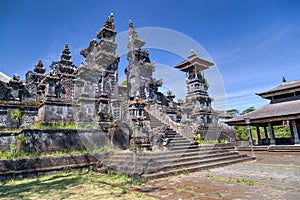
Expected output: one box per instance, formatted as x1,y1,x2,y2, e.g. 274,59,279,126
125,20,155,99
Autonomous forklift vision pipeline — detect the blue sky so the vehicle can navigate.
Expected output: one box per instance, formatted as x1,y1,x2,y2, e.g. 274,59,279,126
1,0,299,112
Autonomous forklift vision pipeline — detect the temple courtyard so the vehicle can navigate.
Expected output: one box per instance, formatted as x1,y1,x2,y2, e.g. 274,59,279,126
1,151,299,200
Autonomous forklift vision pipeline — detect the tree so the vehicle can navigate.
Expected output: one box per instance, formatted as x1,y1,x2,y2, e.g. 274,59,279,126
240,106,255,115
120,79,127,86
226,109,239,117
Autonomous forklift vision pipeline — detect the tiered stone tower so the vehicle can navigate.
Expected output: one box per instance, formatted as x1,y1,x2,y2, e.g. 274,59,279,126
37,44,78,124
25,60,47,101
125,21,155,100
76,13,120,124
175,50,218,136
50,44,77,100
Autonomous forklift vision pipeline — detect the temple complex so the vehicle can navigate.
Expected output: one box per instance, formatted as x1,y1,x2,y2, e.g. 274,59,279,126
0,13,233,150
227,78,300,145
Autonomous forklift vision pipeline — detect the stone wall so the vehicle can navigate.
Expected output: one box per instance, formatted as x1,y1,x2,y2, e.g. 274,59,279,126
37,102,77,124
23,129,111,153
0,129,129,152
0,153,111,180
0,133,15,151
0,103,38,130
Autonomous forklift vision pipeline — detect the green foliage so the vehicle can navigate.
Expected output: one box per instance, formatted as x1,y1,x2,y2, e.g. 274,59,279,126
203,77,209,89
0,149,87,160
137,148,144,153
226,109,239,117
107,113,113,121
240,107,255,115
235,126,249,140
206,174,254,186
273,126,292,138
0,170,153,199
29,121,98,130
10,109,22,129
120,79,127,86
7,135,28,158
197,134,226,146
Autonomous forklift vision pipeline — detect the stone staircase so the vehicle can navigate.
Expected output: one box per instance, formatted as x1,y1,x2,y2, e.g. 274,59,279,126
100,113,253,179
149,114,198,151
102,146,252,179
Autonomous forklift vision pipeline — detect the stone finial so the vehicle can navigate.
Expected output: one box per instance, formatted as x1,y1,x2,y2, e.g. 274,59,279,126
12,74,20,81
129,20,134,28
34,60,46,74
60,43,73,66
96,13,117,40
282,76,287,83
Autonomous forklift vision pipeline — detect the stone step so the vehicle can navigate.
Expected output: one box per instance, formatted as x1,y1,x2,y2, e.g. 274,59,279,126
106,153,241,172
106,154,250,177
103,149,234,162
103,148,233,162
167,144,199,151
142,156,253,179
104,151,238,168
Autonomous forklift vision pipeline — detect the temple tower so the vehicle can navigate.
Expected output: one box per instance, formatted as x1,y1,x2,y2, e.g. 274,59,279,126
36,44,78,125
175,50,217,133
50,44,78,100
76,13,120,124
25,60,47,101
125,21,155,99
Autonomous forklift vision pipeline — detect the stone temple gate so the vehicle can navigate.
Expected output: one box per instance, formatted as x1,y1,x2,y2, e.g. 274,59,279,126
0,13,234,150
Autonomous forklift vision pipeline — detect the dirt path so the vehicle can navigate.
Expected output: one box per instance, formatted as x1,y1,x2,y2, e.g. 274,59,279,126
136,152,300,200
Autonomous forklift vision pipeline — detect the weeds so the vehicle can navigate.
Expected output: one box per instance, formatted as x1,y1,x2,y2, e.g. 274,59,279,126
206,174,255,186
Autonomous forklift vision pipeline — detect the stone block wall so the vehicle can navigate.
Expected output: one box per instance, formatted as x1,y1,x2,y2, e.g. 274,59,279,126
23,129,111,153
0,153,111,180
0,128,129,153
0,104,38,130
0,134,15,152
37,102,77,124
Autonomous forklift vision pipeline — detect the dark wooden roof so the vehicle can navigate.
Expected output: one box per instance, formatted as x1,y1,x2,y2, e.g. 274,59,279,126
226,96,300,126
256,79,300,99
175,51,214,72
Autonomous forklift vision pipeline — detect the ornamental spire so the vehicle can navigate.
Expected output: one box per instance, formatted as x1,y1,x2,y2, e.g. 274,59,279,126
60,43,73,66
96,13,116,40
34,60,46,74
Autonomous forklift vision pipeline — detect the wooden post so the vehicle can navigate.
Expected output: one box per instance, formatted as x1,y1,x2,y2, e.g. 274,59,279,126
264,126,268,139
256,125,262,145
291,120,300,144
268,122,275,145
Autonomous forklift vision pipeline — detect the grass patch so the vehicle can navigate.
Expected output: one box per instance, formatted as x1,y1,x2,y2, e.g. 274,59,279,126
0,170,154,200
206,174,255,186
0,145,119,160
0,149,91,160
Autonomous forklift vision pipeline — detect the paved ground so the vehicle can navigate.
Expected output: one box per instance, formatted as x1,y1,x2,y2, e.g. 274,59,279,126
133,151,300,200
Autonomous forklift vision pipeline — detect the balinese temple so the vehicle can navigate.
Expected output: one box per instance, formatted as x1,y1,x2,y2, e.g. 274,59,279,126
226,78,300,145
175,50,220,138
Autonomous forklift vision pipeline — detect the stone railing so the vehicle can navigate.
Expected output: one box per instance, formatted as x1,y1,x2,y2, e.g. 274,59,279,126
146,103,195,143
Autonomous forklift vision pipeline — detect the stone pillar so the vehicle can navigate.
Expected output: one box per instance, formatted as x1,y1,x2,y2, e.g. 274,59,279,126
291,120,300,144
256,125,262,145
268,123,275,145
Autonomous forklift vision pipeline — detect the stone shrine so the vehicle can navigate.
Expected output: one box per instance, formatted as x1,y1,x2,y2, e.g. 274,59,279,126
0,13,234,150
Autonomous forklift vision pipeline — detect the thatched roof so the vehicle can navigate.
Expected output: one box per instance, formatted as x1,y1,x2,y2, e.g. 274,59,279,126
226,96,300,126
256,79,300,99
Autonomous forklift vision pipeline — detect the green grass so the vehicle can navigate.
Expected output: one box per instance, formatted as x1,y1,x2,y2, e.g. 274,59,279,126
206,174,255,186
0,170,155,200
0,146,119,160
